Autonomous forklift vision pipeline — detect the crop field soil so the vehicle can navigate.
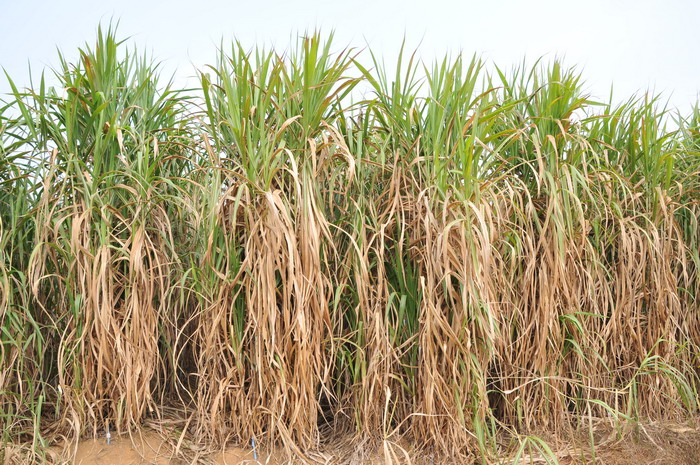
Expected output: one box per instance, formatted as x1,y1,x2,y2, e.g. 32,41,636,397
0,26,699,464
51,422,700,464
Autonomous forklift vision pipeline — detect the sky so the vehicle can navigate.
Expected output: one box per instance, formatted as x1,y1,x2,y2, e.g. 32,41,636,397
1,0,700,113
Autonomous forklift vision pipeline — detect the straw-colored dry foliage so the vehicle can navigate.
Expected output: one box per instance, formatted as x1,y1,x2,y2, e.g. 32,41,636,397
1,27,699,464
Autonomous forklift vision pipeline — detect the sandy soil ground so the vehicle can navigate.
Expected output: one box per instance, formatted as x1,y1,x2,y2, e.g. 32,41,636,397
57,421,700,465
69,434,276,465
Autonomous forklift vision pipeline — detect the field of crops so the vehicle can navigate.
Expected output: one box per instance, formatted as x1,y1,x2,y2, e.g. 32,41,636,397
1,27,699,464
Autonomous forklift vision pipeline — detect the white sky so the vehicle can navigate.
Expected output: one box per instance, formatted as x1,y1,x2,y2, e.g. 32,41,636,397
2,0,700,112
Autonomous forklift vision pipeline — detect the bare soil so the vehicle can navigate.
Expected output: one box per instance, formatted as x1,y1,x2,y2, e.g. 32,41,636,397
56,421,699,465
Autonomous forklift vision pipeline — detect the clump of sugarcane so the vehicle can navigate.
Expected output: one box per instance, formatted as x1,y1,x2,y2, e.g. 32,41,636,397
0,24,698,464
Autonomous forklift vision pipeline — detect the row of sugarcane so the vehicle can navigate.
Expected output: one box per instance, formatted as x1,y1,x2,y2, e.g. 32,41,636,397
0,26,698,463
